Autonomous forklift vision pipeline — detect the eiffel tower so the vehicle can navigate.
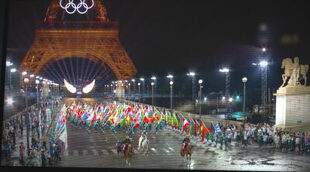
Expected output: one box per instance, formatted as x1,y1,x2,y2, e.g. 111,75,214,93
20,0,137,80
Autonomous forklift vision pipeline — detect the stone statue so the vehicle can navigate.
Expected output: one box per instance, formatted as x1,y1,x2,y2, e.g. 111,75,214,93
280,57,309,87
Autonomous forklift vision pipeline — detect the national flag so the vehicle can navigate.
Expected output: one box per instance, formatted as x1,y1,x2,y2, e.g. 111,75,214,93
201,122,210,142
194,120,198,136
182,118,190,134
58,124,68,150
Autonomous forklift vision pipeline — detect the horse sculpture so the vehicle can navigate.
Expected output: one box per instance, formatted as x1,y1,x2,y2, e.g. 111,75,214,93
300,64,309,86
138,135,149,155
124,144,133,166
180,144,192,163
281,58,294,87
281,57,309,87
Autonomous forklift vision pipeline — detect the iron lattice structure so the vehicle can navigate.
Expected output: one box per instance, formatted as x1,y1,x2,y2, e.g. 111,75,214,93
20,0,137,80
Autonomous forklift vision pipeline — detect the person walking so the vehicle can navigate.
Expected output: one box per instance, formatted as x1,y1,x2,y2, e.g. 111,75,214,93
295,133,301,153
19,142,25,165
41,149,46,167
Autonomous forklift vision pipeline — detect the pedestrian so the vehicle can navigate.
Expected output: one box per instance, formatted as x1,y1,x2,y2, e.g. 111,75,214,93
41,149,46,167
56,143,62,161
19,142,25,165
296,133,301,153
263,134,268,146
243,130,248,148
20,122,23,136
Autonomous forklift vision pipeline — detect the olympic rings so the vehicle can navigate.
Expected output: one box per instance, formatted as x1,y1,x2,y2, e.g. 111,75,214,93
60,0,94,15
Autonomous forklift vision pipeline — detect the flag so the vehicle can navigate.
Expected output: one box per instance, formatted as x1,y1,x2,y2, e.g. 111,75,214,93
190,120,195,136
201,122,210,142
182,118,190,134
215,123,221,134
58,124,68,150
194,120,197,136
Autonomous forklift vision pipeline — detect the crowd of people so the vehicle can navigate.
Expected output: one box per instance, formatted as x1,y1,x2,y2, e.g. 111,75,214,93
3,98,310,167
1,99,61,167
199,122,310,153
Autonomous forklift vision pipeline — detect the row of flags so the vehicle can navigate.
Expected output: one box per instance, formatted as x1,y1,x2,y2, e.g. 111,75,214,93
54,101,222,145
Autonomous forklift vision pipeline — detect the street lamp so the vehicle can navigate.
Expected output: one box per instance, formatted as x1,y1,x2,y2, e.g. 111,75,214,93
138,82,141,102
219,67,230,98
166,74,173,80
36,80,40,104
198,79,203,116
6,97,14,105
151,82,154,105
23,77,30,156
242,77,248,127
9,68,16,89
151,76,156,104
22,71,27,76
6,61,13,67
169,81,173,110
187,72,196,104
262,47,267,52
30,74,35,78
140,78,145,101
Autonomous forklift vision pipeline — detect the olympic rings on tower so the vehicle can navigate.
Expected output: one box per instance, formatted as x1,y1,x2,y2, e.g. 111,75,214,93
60,0,94,14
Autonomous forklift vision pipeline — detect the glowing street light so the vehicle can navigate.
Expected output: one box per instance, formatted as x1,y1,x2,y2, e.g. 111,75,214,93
198,79,203,116
259,60,268,67
219,68,230,73
262,47,267,52
187,72,196,76
219,67,230,98
7,97,14,105
151,76,156,80
35,80,40,103
242,77,248,116
10,68,16,73
9,68,16,89
229,97,233,102
151,82,154,105
167,74,173,79
6,61,13,67
169,81,173,110
22,71,27,76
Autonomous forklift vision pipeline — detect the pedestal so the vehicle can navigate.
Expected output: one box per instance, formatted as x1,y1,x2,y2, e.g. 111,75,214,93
274,86,310,128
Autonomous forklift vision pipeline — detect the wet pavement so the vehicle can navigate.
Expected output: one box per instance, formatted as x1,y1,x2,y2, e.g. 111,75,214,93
56,123,310,171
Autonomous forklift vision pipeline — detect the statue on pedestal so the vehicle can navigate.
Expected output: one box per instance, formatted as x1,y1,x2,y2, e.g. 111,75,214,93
280,57,309,87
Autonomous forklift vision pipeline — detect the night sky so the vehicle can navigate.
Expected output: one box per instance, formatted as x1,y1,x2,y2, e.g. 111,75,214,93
5,0,310,102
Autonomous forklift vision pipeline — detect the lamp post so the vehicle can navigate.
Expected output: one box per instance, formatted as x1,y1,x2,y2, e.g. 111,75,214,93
198,79,203,116
9,68,16,89
219,67,230,98
151,76,156,105
151,82,154,105
23,77,30,156
138,82,141,102
187,72,196,104
140,78,145,102
131,79,136,93
242,77,247,127
169,81,173,110
36,80,40,104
